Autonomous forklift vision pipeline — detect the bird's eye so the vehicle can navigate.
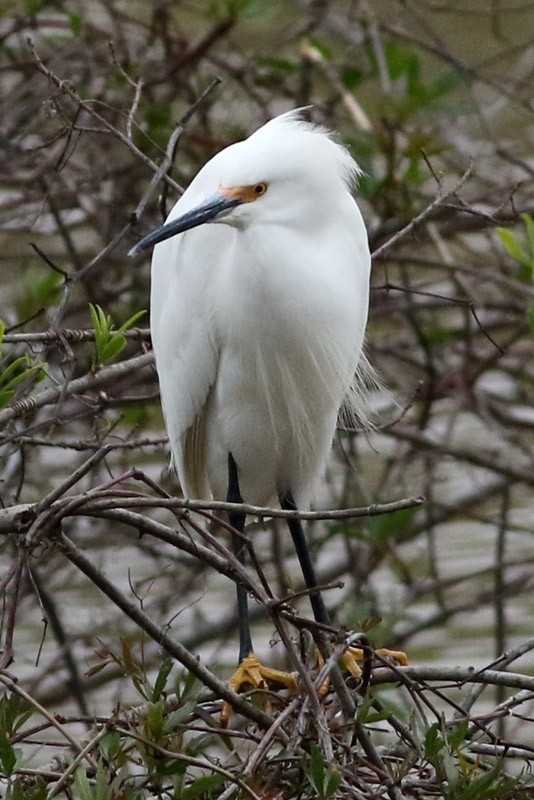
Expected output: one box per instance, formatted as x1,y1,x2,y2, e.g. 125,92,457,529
253,183,268,197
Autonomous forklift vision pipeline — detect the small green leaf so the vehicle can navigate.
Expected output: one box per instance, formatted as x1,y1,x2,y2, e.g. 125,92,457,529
146,700,165,739
171,766,187,797
447,719,468,751
8,777,25,800
309,743,325,795
90,304,146,370
12,705,34,733
0,389,14,408
521,213,534,257
152,657,173,702
424,723,442,760
179,668,202,702
115,309,146,336
496,227,531,268
163,700,197,734
95,764,110,800
99,730,123,761
324,768,342,798
182,773,226,800
74,766,94,800
526,307,534,334
0,733,17,775
100,335,126,363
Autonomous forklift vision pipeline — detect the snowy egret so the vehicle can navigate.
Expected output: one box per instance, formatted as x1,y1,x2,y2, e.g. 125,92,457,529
130,110,402,720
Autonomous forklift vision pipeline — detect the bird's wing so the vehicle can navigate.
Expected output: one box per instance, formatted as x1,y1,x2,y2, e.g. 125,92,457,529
150,229,221,498
181,391,212,499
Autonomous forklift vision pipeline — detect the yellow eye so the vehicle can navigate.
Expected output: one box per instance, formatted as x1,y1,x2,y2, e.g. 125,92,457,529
221,183,269,203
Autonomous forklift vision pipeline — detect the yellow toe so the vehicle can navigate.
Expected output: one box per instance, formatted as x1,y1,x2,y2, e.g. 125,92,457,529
318,643,408,698
221,652,298,726
375,647,408,666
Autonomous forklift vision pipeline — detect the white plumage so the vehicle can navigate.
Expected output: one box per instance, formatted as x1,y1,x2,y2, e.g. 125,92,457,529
147,110,371,509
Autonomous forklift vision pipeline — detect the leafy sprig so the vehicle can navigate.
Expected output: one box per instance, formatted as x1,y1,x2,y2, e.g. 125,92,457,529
0,321,46,409
90,304,146,372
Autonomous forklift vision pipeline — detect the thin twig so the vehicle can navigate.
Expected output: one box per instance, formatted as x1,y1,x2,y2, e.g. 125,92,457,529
58,532,280,733
372,162,473,259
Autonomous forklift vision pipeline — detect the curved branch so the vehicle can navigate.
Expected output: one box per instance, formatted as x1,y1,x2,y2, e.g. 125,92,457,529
0,352,154,426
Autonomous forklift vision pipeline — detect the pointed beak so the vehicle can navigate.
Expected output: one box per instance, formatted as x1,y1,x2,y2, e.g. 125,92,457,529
128,193,242,256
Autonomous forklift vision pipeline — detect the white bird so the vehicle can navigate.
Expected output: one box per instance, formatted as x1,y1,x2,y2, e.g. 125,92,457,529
130,110,385,720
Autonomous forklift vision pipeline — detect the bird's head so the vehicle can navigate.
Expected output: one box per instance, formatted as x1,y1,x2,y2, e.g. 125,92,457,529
128,109,361,256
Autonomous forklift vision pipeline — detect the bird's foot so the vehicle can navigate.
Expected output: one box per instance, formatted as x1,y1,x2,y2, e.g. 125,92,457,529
221,652,298,727
319,644,408,697
342,645,408,677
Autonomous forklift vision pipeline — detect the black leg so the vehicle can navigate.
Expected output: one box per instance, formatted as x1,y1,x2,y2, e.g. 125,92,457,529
227,453,253,662
280,491,331,627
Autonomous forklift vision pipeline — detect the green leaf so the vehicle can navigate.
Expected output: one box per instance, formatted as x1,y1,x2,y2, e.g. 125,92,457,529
324,768,342,798
94,764,110,800
30,776,48,800
309,743,325,795
356,694,375,724
447,719,468,751
521,213,534,265
2,363,44,393
115,309,146,336
146,700,165,739
74,766,94,800
90,304,146,370
441,745,459,787
0,388,14,408
163,701,197,734
1,355,31,383
11,705,34,734
100,335,126,363
155,759,190,777
179,668,202,702
496,227,531,269
424,723,442,761
182,773,226,800
526,307,534,334
99,730,123,761
7,778,25,800
171,766,187,797
0,732,17,776
152,657,174,702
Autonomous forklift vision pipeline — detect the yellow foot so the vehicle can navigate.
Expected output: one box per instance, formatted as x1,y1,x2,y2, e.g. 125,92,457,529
343,646,408,679
319,645,408,697
221,652,298,727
